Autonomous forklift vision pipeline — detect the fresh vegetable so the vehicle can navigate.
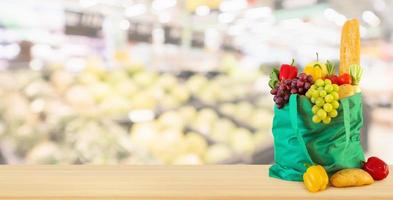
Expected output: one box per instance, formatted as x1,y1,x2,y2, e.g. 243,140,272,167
338,84,355,99
271,73,313,109
303,165,329,192
305,79,340,124
339,19,360,75
268,68,280,89
363,156,389,181
325,61,340,84
350,64,363,85
330,168,374,188
337,73,352,85
303,62,326,80
279,59,298,80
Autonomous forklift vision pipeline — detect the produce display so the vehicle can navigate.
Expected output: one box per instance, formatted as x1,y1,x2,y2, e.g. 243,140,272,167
0,61,273,164
268,19,389,192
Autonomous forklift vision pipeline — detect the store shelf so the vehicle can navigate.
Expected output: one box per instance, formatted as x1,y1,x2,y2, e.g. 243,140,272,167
0,165,391,200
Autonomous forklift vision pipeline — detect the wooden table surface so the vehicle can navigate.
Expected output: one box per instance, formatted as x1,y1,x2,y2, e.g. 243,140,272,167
0,165,391,200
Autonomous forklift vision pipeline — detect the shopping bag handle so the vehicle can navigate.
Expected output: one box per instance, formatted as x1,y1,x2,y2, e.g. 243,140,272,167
341,98,351,149
289,94,314,164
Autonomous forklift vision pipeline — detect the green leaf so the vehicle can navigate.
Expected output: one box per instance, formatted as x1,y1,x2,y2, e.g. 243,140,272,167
325,60,336,75
268,68,279,89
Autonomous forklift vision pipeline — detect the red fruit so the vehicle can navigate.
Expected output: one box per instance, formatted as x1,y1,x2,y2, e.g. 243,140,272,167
325,75,339,85
363,156,389,180
337,73,352,85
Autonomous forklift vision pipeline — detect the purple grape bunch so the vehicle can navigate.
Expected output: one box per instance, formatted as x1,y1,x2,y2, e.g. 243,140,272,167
270,73,313,109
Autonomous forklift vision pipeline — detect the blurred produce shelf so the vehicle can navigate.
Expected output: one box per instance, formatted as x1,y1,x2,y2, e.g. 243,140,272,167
0,62,275,164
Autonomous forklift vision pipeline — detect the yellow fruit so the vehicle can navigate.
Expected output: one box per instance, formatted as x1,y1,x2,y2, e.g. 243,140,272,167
328,110,338,118
312,115,321,123
322,116,331,124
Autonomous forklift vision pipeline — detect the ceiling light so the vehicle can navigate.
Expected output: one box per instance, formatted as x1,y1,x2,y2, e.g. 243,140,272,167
282,0,317,9
152,0,177,12
219,0,247,12
362,10,381,27
125,4,146,18
323,8,337,20
119,19,130,30
79,0,97,8
244,6,272,19
324,8,347,26
159,13,171,23
334,14,347,26
196,5,210,16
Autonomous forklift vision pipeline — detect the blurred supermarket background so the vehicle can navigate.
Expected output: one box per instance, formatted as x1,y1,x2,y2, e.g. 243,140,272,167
0,0,393,164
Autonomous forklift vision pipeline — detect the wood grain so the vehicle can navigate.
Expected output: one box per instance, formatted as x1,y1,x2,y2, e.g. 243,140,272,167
0,165,391,200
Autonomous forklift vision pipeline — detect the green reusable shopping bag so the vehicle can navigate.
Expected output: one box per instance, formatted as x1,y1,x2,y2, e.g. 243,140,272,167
269,93,365,181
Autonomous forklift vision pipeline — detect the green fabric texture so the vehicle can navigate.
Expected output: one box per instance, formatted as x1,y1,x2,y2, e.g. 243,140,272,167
269,93,365,182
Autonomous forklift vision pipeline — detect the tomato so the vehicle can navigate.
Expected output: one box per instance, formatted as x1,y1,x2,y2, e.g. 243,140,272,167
337,73,352,85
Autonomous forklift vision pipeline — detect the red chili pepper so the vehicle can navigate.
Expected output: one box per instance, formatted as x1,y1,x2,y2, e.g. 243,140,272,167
279,59,298,80
337,73,352,85
363,156,389,180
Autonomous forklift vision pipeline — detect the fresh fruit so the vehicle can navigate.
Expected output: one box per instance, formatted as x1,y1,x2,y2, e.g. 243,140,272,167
323,103,333,112
270,73,313,109
339,84,355,99
339,19,360,75
317,109,327,119
337,73,352,85
328,109,338,117
331,91,339,100
324,94,333,103
330,168,374,188
319,90,327,97
279,59,298,80
312,115,321,123
333,84,339,92
307,78,340,124
331,101,340,109
315,98,324,107
315,79,325,87
363,156,389,181
326,75,339,85
324,84,333,93
271,80,291,109
312,105,319,114
303,165,329,192
322,117,331,124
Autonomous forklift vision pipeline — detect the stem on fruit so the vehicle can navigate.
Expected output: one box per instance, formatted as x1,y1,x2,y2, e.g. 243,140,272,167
316,52,319,61
291,59,295,66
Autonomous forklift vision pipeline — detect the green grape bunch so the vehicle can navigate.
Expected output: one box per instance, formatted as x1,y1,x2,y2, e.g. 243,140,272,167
305,79,340,124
